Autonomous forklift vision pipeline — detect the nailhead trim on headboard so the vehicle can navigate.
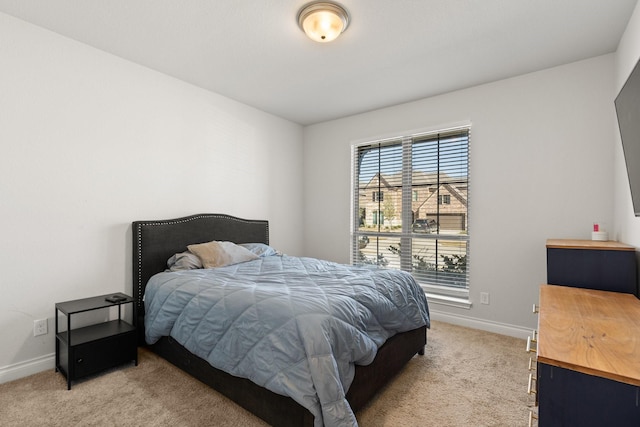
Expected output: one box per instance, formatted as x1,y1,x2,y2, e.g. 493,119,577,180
133,214,269,312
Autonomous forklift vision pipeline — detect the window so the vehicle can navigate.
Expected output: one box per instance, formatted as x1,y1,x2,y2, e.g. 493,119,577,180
352,126,470,299
438,194,451,205
373,210,384,225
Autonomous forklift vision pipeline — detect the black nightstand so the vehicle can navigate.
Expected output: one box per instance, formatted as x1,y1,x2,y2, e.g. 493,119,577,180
55,292,138,389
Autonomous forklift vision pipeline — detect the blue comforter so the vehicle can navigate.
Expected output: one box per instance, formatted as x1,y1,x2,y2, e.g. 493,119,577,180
144,255,430,427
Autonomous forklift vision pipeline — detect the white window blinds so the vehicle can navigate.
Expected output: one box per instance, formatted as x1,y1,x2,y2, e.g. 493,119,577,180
352,127,470,295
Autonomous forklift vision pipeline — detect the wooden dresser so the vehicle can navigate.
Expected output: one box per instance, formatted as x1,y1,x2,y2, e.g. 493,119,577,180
534,284,640,426
546,239,637,295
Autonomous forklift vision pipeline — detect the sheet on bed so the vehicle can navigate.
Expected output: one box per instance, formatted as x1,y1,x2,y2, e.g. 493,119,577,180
144,255,430,427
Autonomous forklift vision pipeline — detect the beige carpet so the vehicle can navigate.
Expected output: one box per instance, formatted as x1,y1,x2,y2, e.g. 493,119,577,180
0,321,535,426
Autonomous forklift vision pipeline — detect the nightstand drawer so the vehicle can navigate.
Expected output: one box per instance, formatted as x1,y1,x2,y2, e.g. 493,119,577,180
72,331,137,378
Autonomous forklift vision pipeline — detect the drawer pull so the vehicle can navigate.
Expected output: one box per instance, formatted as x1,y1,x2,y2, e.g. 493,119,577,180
527,373,537,395
526,336,537,353
532,304,539,314
528,357,536,371
528,409,538,426
530,329,538,342
76,358,83,364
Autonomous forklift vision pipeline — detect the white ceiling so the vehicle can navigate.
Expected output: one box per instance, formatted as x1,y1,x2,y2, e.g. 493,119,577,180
0,0,637,125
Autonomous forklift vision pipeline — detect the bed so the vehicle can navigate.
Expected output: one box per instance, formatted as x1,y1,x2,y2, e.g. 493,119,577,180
132,213,429,427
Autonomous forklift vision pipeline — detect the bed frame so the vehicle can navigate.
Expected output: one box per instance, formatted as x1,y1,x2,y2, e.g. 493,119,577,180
132,213,427,427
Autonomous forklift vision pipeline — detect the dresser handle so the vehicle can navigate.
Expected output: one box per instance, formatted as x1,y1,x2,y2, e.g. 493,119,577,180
526,336,537,353
527,373,537,395
528,357,536,371
532,304,539,314
528,409,538,426
530,329,538,342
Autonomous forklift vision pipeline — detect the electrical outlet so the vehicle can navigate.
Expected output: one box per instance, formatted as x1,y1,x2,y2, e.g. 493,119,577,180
34,319,48,336
480,292,490,305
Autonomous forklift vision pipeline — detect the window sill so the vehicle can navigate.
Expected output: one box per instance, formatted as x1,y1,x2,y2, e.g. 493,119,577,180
424,292,472,309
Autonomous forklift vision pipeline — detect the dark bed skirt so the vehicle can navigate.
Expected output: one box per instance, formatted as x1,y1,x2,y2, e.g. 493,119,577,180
149,325,427,427
347,325,427,412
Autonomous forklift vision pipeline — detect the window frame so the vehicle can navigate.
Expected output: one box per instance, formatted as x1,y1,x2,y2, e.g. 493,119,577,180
372,191,384,202
438,194,451,205
351,124,471,302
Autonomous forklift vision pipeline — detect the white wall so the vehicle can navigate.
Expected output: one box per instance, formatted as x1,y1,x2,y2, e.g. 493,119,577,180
0,13,304,381
303,54,616,334
614,1,640,248
3,4,636,383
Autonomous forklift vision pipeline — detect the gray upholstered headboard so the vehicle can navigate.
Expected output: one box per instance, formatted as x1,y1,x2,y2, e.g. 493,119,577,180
132,213,269,341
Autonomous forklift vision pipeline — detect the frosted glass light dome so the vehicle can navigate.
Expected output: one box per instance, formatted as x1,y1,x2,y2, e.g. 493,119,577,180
298,2,350,43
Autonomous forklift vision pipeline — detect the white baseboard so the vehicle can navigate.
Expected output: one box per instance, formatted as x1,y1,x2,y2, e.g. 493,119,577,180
0,353,55,384
1,312,530,384
429,309,533,340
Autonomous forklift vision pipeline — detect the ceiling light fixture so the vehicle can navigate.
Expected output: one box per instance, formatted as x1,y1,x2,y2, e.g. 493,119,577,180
297,1,350,43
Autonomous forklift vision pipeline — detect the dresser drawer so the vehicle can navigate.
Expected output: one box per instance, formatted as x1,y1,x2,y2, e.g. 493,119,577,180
546,246,637,295
538,363,640,426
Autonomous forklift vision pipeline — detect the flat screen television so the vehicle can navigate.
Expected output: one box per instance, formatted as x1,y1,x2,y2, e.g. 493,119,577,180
615,57,640,217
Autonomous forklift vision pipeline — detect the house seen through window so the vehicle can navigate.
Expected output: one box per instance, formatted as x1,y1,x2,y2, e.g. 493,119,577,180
352,127,470,299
